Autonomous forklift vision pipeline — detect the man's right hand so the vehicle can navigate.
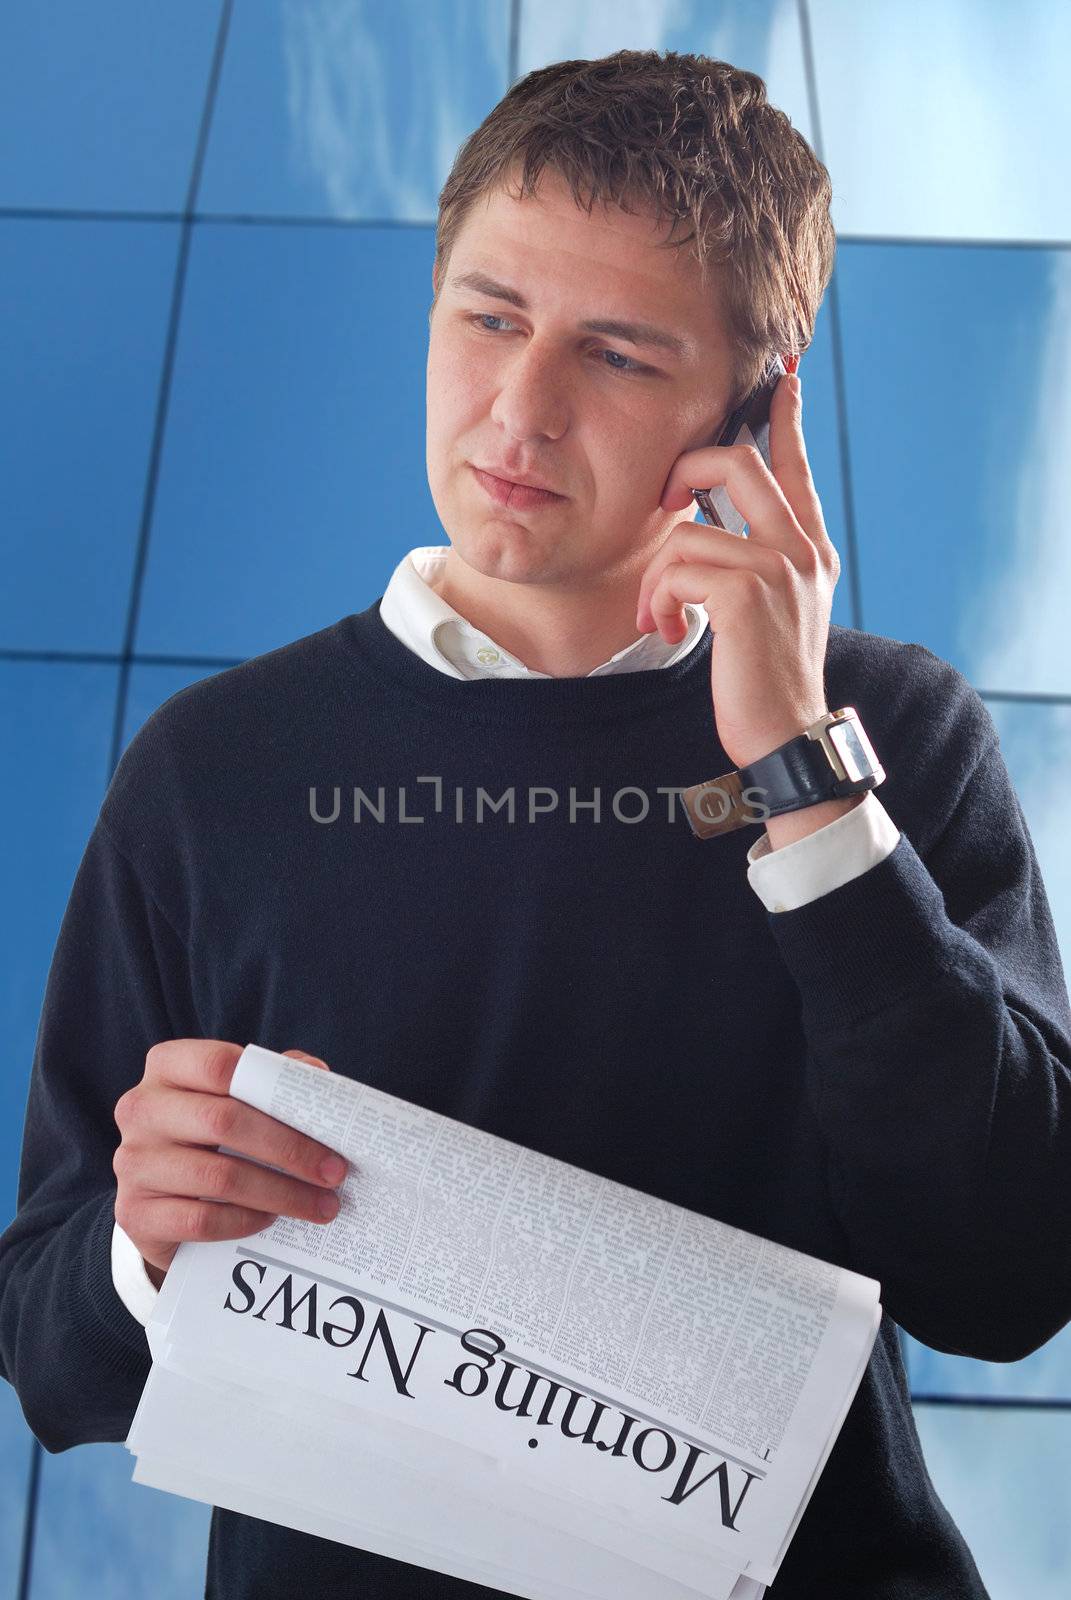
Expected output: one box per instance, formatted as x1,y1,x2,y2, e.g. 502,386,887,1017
112,1040,349,1287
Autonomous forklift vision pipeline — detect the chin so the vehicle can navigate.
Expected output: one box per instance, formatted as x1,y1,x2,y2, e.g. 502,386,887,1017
457,527,537,569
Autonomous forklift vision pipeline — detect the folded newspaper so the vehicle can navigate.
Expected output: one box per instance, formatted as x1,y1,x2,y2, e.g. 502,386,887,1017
125,1043,882,1599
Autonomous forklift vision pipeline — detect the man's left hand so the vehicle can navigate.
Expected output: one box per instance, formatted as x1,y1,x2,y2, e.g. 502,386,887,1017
636,373,841,771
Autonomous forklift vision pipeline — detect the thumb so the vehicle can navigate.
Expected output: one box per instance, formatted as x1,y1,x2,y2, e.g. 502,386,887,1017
281,1047,331,1072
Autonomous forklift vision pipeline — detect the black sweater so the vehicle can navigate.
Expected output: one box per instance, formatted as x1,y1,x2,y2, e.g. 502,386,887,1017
3,600,1070,1598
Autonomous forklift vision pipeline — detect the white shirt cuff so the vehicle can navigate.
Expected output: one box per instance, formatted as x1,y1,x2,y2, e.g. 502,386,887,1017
111,1217,161,1328
745,790,900,912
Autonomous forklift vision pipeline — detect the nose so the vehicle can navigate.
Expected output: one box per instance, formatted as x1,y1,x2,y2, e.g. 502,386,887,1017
488,339,569,445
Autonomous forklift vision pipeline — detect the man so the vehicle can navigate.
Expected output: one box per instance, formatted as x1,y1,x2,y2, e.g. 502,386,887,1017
3,48,1070,1600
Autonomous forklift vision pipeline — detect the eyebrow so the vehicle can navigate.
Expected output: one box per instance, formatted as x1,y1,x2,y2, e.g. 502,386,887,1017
448,269,693,360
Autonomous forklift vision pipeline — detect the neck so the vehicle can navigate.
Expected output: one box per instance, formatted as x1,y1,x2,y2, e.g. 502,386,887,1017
433,546,655,678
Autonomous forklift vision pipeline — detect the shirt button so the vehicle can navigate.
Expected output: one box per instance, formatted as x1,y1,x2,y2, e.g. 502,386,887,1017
773,902,786,912
476,647,501,664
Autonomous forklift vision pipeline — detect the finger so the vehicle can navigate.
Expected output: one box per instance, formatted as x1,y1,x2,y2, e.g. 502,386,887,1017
149,1084,348,1188
766,374,828,553
636,524,788,632
635,518,700,630
133,1144,341,1224
145,1038,245,1096
128,1194,283,1251
661,440,811,567
282,1048,330,1070
647,560,765,640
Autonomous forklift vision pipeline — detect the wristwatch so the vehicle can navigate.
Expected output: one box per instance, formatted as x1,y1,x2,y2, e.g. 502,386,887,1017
680,707,885,840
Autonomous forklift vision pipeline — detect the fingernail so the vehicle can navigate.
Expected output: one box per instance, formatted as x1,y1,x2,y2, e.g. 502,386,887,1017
318,1192,340,1219
321,1155,347,1184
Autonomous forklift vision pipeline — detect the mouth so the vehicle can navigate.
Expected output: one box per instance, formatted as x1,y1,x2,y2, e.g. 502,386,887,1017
469,465,565,511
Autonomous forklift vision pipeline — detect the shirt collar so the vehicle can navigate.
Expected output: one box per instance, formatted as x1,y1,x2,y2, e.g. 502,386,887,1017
378,546,710,680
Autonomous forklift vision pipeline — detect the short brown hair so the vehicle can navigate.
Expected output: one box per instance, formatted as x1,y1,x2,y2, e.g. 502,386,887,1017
432,49,836,413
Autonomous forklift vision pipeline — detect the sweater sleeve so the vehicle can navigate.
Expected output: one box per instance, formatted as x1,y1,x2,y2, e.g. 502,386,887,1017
765,702,1071,1363
0,815,200,1451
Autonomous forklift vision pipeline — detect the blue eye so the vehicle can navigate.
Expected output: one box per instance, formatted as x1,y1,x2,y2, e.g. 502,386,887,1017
468,313,647,377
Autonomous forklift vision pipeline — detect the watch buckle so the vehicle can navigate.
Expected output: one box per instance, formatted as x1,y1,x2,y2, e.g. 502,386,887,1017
808,710,851,784
679,769,758,839
809,706,884,788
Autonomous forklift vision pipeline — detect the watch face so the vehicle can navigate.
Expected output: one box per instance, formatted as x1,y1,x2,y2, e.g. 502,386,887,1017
827,718,879,783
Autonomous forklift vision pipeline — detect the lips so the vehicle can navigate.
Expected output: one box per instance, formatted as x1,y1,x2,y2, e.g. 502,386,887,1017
472,464,563,495
470,465,565,510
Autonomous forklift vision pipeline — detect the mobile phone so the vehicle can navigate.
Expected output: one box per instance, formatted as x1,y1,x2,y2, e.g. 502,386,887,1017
689,351,796,536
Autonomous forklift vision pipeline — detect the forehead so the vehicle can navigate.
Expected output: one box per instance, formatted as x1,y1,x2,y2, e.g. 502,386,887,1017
454,166,708,311
471,165,674,243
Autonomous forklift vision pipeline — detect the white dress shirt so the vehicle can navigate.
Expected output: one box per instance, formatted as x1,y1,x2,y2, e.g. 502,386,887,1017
112,543,900,1324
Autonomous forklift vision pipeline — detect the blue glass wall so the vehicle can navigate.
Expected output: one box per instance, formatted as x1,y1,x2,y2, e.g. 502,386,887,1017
2,1,1069,1594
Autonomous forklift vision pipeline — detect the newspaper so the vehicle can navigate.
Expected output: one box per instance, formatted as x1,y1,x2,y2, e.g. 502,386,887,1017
125,1043,882,1598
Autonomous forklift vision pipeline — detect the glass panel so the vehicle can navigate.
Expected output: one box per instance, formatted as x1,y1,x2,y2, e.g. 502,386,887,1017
838,241,1070,695
913,1401,1071,1598
0,0,219,211
30,1440,211,1600
994,700,1071,999
0,219,179,653
135,222,434,657
811,0,1071,241
0,662,117,1222
0,1386,33,1600
201,0,510,220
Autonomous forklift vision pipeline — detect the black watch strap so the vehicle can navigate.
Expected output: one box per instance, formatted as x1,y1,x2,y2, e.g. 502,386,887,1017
680,708,885,840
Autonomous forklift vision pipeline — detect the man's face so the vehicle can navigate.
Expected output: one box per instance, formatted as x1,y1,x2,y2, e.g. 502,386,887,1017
425,166,736,598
